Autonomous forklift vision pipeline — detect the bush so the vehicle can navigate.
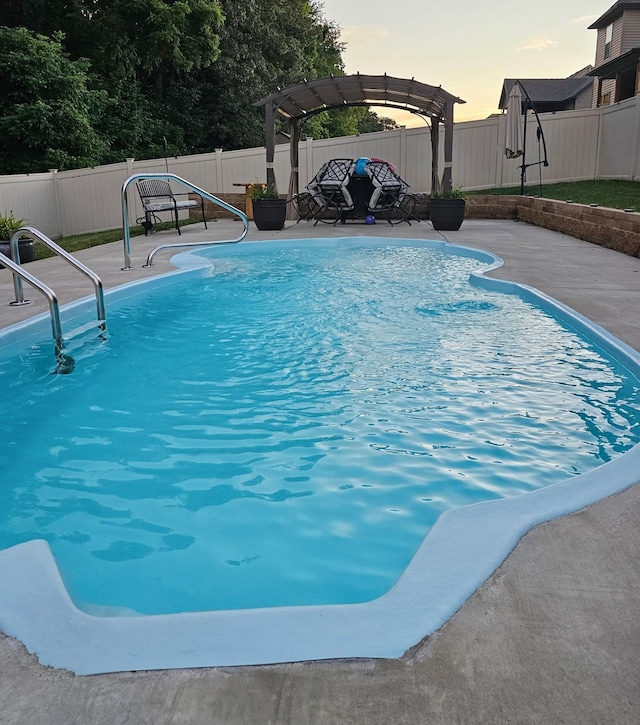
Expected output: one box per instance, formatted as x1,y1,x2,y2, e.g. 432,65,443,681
0,212,24,241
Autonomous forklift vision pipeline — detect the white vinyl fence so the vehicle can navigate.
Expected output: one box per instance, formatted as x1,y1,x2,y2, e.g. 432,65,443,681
3,95,640,238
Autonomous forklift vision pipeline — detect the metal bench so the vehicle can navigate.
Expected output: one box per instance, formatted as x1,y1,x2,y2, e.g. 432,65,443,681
136,179,207,235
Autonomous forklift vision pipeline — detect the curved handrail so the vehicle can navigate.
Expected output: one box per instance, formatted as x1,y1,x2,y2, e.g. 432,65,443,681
0,249,63,352
121,173,249,269
10,227,106,324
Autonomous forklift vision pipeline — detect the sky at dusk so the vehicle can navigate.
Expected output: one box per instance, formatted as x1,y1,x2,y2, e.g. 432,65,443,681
318,0,604,124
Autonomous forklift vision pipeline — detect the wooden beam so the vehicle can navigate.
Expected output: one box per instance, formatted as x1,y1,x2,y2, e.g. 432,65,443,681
265,102,276,188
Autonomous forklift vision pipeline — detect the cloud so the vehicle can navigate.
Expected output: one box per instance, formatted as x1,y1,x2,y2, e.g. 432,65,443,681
516,37,559,52
571,15,598,25
339,25,390,43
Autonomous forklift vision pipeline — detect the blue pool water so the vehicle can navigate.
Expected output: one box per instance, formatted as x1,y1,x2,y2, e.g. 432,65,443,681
1,240,639,618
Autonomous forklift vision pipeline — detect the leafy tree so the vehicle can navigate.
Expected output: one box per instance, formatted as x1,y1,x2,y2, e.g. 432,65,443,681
356,109,399,134
0,27,107,173
4,0,224,81
184,0,346,151
71,0,224,161
1,0,394,169
3,0,224,163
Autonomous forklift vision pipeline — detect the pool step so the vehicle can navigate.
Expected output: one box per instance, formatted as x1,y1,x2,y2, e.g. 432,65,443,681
64,319,108,344
52,319,109,373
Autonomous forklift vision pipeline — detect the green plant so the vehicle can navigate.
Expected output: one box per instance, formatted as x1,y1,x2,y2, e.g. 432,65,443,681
431,186,466,200
0,212,25,241
249,183,280,200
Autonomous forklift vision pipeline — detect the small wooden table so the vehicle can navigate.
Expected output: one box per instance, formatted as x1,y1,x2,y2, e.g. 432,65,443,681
233,183,258,219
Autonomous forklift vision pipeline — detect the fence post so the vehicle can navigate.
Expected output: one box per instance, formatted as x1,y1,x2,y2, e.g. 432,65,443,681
629,96,640,180
496,113,506,189
125,158,137,227
304,137,314,188
398,126,407,181
49,168,63,238
215,148,224,192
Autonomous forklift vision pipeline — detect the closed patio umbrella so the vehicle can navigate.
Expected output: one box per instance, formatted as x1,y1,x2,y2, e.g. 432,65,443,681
505,82,523,159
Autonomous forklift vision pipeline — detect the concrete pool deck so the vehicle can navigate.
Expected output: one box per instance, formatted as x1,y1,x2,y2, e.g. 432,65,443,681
0,218,639,723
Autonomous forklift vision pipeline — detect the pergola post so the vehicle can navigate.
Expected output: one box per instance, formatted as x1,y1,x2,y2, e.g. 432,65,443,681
430,120,440,195
265,101,277,188
287,120,301,219
442,100,454,193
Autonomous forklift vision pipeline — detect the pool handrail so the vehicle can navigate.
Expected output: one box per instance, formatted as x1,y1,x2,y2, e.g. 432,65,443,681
121,173,249,269
0,248,63,352
9,227,107,326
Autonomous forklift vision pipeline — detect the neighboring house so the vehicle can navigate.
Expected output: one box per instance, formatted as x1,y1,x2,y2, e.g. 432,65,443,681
588,0,640,106
498,71,594,113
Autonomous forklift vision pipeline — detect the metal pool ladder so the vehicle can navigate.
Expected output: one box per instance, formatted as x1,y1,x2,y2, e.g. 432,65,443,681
121,173,249,269
2,227,106,373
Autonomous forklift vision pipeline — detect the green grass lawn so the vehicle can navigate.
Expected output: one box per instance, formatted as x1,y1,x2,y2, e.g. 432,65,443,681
468,179,640,211
34,219,201,260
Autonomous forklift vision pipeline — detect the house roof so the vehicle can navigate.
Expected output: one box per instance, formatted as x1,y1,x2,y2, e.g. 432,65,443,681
587,46,640,77
588,0,640,30
256,74,465,123
498,78,594,109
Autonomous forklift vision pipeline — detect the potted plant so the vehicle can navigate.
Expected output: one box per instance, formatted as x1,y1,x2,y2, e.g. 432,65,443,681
250,184,287,231
429,187,466,231
0,212,36,263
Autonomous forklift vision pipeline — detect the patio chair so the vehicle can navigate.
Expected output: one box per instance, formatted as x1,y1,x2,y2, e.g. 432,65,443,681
291,189,324,223
310,158,355,225
136,179,207,235
367,161,414,225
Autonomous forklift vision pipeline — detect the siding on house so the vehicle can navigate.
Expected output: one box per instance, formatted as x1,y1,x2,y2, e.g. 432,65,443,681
592,23,616,104
575,85,596,109
612,15,625,56
593,16,623,66
621,9,640,50
592,6,640,105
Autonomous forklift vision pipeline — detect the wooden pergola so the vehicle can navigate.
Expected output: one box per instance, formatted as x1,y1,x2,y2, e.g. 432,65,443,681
256,73,465,201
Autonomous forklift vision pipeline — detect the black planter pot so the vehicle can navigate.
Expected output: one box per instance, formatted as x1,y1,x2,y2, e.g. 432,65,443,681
252,198,287,231
429,198,466,231
0,238,36,264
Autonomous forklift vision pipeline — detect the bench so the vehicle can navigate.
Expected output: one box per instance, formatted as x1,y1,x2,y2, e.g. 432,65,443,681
136,179,208,236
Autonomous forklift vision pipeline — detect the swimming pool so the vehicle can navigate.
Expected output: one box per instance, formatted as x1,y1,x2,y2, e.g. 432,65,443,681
1,237,639,674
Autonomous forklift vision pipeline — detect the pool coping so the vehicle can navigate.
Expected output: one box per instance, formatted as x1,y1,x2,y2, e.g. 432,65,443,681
1,236,639,675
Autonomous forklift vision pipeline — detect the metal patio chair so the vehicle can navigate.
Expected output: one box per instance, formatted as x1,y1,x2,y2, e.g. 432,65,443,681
136,179,207,235
310,158,355,225
367,161,415,225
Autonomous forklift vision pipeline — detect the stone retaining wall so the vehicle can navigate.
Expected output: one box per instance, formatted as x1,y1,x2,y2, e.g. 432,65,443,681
199,193,246,220
466,195,640,258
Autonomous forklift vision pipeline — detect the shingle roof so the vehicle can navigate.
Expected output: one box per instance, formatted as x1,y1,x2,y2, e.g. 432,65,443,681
587,47,640,77
588,1,640,30
498,78,594,109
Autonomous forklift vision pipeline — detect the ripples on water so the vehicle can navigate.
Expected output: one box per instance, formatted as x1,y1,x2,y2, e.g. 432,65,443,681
1,244,638,615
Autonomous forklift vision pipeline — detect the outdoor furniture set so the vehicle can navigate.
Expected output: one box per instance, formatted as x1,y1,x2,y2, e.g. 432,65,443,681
293,157,421,225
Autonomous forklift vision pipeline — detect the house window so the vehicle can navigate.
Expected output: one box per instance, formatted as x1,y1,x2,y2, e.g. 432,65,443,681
604,23,613,60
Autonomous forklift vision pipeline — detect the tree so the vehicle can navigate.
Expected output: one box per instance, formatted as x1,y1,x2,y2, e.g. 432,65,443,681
1,0,394,168
0,27,107,173
70,0,224,161
3,0,225,163
356,110,399,134
183,0,346,151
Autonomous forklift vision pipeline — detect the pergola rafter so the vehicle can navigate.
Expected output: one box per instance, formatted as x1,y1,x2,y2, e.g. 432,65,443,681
256,73,465,202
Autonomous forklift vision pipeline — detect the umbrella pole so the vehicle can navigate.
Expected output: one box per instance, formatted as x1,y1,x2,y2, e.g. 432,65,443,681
520,102,528,195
